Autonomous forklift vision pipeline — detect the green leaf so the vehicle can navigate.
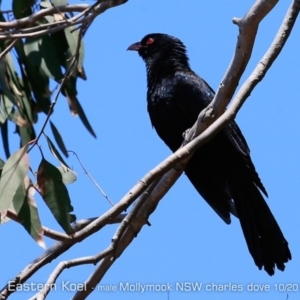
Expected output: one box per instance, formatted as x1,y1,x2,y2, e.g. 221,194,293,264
63,75,78,115
39,35,64,81
15,58,38,124
75,97,97,138
5,53,24,95
51,0,68,5
50,121,69,157
0,145,29,211
45,133,70,169
44,15,54,23
64,26,85,75
12,0,33,19
0,60,17,106
0,176,25,224
24,36,63,81
40,0,52,9
18,125,36,146
77,66,87,81
57,166,77,185
4,53,35,127
16,177,45,247
0,168,25,212
0,94,14,123
5,53,25,99
0,175,45,248
51,28,69,66
0,120,10,158
15,39,51,114
8,109,29,127
37,159,75,234
5,53,36,124
63,75,96,137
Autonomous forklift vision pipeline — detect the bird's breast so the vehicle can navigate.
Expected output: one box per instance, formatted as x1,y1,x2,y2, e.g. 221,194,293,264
147,95,194,152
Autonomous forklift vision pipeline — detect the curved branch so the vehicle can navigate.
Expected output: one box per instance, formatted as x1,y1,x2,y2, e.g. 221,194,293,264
30,248,113,300
0,214,126,299
186,0,279,141
72,167,186,300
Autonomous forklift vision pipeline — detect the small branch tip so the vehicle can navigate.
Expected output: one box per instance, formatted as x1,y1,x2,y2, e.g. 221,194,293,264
232,17,241,25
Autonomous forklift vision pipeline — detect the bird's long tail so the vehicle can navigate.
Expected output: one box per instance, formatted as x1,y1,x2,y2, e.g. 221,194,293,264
229,175,291,276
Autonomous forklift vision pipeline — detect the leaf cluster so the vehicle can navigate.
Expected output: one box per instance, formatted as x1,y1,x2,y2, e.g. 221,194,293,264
0,0,95,245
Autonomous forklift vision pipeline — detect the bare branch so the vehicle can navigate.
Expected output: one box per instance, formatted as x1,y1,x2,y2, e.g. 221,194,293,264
30,248,112,300
72,164,187,299
0,0,127,40
0,39,18,59
0,214,126,299
186,0,279,141
229,0,300,114
110,179,160,252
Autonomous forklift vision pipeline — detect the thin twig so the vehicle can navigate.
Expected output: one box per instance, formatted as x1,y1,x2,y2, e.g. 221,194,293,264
0,39,18,59
68,150,114,206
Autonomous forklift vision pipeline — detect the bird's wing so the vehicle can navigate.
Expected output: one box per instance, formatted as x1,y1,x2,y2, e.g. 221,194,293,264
177,72,268,197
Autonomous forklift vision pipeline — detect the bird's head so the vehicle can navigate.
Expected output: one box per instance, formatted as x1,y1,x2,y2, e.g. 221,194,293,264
127,33,189,70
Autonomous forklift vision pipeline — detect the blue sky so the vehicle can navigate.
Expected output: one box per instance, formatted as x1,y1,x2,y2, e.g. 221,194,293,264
1,0,300,299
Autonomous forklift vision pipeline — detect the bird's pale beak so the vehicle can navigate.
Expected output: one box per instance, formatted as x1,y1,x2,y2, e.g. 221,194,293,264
127,42,142,51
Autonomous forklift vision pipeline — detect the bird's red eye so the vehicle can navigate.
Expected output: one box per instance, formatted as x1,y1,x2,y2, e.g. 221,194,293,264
146,38,154,45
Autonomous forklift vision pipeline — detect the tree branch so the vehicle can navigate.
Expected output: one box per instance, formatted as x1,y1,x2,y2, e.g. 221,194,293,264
186,0,279,141
0,0,127,34
0,214,126,299
72,166,186,299
30,248,113,300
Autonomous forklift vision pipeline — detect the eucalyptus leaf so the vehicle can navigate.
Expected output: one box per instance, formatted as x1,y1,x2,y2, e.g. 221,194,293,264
18,125,36,147
12,0,33,19
51,0,68,5
37,158,75,234
0,94,14,123
45,133,70,169
0,145,29,211
50,121,69,157
57,166,77,185
0,120,10,158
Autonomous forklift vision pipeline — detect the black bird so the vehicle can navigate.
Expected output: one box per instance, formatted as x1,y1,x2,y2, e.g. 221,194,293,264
127,33,291,275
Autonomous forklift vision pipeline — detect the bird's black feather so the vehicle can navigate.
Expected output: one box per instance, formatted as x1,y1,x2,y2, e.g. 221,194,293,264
128,33,291,275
